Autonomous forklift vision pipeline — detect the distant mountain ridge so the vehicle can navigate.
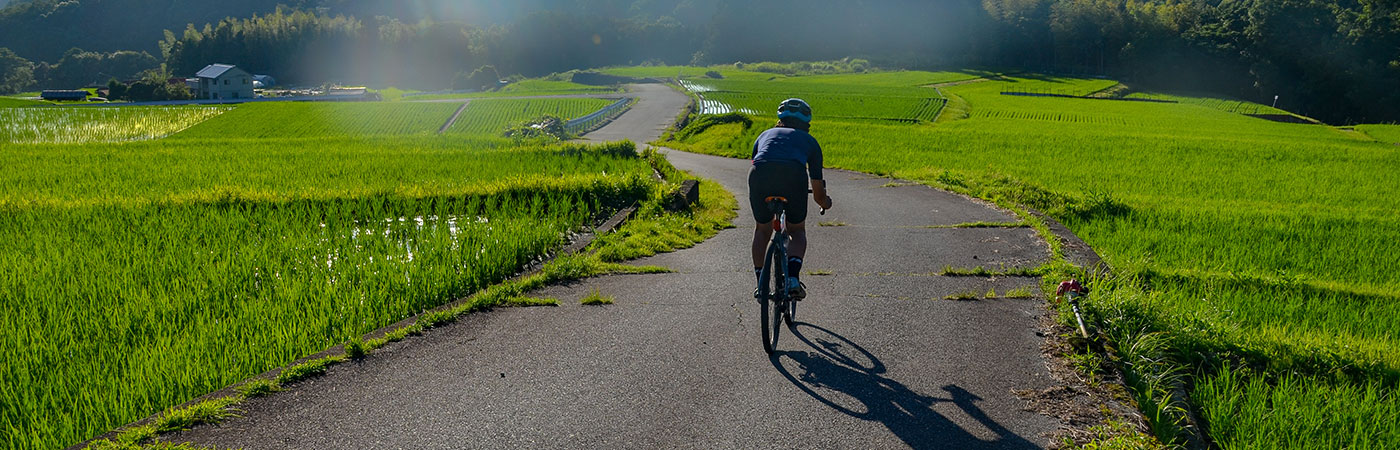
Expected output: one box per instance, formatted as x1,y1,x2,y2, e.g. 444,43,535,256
0,0,708,63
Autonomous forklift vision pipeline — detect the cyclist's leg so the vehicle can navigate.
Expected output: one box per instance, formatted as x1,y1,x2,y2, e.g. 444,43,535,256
752,222,774,280
780,166,810,279
787,221,807,260
748,165,780,283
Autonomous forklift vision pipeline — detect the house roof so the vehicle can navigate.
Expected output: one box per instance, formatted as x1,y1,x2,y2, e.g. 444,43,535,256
196,64,239,79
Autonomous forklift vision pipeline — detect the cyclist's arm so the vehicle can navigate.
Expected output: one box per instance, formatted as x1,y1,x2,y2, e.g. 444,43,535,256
811,179,831,209
808,140,831,209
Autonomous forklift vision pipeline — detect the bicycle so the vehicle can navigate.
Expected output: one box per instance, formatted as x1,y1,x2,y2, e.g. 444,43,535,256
755,194,825,354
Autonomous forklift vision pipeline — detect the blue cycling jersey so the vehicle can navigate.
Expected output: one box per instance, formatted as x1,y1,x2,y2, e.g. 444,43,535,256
751,127,823,180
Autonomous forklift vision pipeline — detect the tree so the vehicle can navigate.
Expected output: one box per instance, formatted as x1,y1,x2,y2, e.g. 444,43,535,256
0,47,34,94
464,65,501,91
105,78,125,99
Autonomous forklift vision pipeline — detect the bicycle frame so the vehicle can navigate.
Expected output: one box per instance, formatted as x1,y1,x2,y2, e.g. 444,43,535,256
757,199,790,300
758,198,793,354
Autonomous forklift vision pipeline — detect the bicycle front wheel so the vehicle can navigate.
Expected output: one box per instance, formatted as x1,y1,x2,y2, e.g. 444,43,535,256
762,243,785,354
785,294,796,327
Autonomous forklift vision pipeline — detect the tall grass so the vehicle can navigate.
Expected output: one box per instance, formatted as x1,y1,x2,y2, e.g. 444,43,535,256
668,72,1400,446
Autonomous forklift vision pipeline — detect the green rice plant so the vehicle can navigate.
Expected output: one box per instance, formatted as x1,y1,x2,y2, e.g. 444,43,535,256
169,102,460,139
699,91,944,122
0,106,232,143
788,70,991,87
445,98,617,135
500,79,621,94
1194,366,1400,449
0,133,659,449
1357,124,1400,144
0,97,48,107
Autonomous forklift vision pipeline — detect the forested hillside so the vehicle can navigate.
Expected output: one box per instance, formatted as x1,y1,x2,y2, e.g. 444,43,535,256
2,0,1398,123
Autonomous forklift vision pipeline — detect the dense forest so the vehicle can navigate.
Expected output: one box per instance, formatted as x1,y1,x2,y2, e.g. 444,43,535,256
1,0,1397,123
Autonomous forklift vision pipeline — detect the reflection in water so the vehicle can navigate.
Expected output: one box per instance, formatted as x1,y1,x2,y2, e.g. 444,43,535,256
771,323,1040,449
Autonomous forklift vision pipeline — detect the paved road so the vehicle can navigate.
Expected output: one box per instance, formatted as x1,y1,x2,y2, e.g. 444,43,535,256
173,83,1059,449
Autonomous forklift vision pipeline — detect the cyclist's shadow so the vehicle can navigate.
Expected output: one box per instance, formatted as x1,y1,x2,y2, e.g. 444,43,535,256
770,323,1039,449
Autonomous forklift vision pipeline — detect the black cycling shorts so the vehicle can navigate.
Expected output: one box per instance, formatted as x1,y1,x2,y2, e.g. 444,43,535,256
748,162,809,224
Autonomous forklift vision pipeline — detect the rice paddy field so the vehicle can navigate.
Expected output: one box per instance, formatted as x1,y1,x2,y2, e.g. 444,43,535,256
399,79,621,101
162,98,618,140
1,106,233,143
1358,124,1400,145
444,98,617,135
0,99,656,449
667,70,1400,448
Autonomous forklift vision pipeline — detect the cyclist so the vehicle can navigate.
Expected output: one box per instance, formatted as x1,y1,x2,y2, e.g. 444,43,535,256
750,98,832,300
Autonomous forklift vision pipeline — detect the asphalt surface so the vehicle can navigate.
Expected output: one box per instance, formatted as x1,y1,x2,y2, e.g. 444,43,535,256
173,83,1060,449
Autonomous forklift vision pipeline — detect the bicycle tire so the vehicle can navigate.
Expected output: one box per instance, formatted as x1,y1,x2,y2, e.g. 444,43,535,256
785,293,797,328
764,241,786,353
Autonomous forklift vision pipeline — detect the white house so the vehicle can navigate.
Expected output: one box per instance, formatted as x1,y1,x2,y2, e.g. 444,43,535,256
195,64,254,100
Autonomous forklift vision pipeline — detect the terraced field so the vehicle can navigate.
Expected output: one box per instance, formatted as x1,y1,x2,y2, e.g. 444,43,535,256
1359,124,1400,144
700,91,944,122
666,70,1400,448
679,71,967,123
445,98,616,135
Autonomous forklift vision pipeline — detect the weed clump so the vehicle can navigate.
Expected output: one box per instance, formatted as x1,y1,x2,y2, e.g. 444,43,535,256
581,289,614,305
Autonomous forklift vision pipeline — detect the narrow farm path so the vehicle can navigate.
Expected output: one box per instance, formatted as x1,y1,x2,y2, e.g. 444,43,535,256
435,99,471,134
173,82,1061,449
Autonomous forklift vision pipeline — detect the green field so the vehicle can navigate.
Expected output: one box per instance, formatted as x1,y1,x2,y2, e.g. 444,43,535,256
0,95,662,449
164,98,618,140
399,78,622,101
680,74,965,122
170,102,460,139
1359,124,1400,144
1,106,233,143
445,98,616,135
0,97,47,107
666,70,1400,448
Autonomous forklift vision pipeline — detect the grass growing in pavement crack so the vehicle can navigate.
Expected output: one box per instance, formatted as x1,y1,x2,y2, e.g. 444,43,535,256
817,221,848,227
1004,287,1035,298
940,265,1045,277
580,289,614,305
943,291,982,301
89,149,736,449
503,296,561,307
